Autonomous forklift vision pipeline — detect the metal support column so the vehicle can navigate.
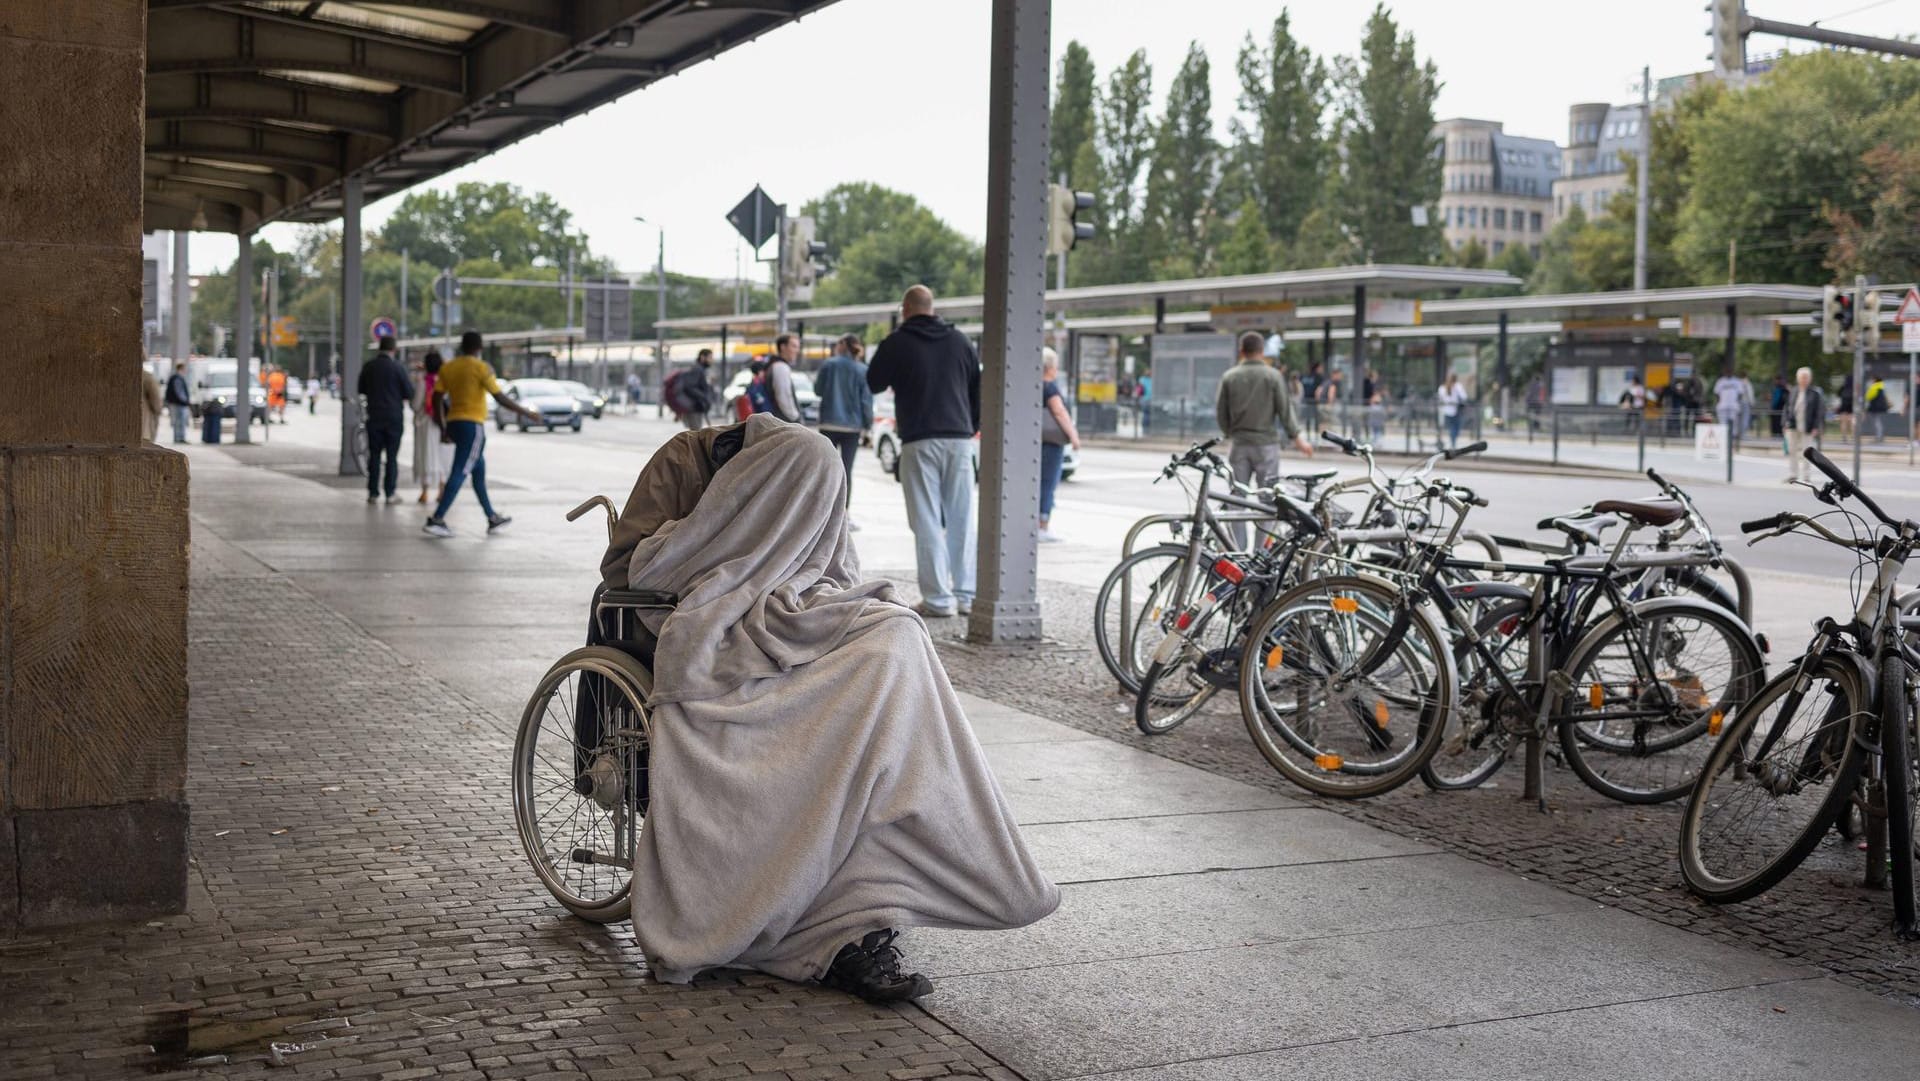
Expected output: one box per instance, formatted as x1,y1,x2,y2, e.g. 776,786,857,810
399,249,409,337
1777,328,1790,380
655,228,667,417
1725,301,1738,482
170,231,190,364
1352,284,1368,401
1495,311,1510,397
1153,296,1166,333
968,0,1051,645
339,176,364,475
233,231,252,443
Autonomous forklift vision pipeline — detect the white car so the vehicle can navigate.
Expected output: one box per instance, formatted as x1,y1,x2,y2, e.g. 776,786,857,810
495,378,583,433
722,368,820,423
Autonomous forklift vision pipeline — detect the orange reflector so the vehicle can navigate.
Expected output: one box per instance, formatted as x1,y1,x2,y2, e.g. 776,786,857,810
1265,645,1284,669
1373,700,1391,728
1314,753,1344,771
1708,711,1724,736
1331,596,1359,614
1588,683,1605,709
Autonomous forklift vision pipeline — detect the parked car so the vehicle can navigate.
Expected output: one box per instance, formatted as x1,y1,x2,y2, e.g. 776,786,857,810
873,392,1074,483
495,378,583,432
559,380,606,419
282,377,305,405
722,368,820,424
190,360,268,423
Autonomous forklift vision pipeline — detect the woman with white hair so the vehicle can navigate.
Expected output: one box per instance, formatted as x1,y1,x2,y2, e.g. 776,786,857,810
1039,346,1082,543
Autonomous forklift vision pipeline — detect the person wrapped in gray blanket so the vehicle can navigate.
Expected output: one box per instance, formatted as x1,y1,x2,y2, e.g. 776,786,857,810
599,414,1060,1003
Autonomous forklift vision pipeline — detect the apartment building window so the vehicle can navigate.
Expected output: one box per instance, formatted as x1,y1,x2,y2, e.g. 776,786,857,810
1530,211,1543,232
1467,207,1477,227
1530,243,1542,259
1492,240,1506,255
1493,208,1506,229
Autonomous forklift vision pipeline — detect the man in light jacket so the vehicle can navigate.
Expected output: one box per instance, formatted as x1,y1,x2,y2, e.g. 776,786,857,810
815,335,873,525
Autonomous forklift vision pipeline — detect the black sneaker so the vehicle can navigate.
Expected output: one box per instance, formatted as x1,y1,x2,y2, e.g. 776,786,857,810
821,929,932,1005
486,513,512,533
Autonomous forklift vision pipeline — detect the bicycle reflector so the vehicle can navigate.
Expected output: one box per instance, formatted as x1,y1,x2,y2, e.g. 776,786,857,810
1265,645,1284,669
1589,683,1605,709
1709,711,1724,736
1212,558,1246,584
1314,753,1343,771
1374,700,1391,728
1175,608,1196,631
1331,596,1359,614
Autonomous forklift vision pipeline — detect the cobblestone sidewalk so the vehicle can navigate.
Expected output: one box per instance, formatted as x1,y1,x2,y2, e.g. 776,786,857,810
0,551,1014,1080
915,575,1920,1008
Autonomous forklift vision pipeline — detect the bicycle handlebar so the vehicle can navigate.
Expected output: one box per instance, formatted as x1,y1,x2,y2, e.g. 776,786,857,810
1321,430,1359,455
1803,447,1902,530
1741,512,1789,534
1444,440,1487,460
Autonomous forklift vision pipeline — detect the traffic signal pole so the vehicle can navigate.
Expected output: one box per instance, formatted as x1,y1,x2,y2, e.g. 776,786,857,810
775,205,789,336
1854,274,1867,485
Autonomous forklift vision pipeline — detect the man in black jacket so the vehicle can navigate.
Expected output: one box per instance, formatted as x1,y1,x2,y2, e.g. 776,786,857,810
357,336,414,503
164,362,192,444
867,285,981,617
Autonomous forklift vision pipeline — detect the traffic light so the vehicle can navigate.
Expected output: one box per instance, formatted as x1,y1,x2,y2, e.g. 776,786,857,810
1707,0,1745,76
431,271,462,330
1862,289,1882,350
1048,184,1096,256
782,214,828,302
1819,284,1854,353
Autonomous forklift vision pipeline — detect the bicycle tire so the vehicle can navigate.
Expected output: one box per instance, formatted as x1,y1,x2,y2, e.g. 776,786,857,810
1237,574,1456,799
1557,597,1763,804
349,425,369,477
1881,653,1917,934
1094,544,1198,695
1134,588,1239,734
1421,599,1530,791
1679,654,1868,904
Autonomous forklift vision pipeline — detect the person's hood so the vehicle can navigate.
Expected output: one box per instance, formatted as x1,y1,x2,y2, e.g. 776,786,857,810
900,314,957,341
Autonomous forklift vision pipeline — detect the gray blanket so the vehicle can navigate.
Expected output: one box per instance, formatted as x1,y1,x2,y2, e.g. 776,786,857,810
624,415,1059,983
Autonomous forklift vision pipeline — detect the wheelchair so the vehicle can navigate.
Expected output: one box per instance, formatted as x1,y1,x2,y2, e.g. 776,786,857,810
510,495,676,923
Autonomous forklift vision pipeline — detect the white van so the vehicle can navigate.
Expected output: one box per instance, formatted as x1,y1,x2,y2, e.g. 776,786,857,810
189,358,268,421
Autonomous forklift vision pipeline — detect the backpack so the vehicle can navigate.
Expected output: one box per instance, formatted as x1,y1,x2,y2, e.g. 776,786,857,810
742,370,774,416
1868,381,1890,413
663,370,690,416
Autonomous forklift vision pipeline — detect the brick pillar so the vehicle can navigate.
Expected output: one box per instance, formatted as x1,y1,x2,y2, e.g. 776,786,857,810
0,2,190,931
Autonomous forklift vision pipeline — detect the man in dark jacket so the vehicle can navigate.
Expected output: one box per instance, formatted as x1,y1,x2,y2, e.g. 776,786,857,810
1784,366,1823,484
357,335,414,503
164,361,192,443
866,285,980,617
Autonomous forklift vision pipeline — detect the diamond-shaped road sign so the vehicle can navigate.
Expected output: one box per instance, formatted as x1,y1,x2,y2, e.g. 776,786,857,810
726,185,781,251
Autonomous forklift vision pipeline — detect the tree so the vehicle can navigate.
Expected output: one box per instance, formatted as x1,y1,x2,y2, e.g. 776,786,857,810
802,182,923,278
1142,42,1218,277
1083,48,1155,284
1051,41,1098,187
379,182,586,270
1215,198,1276,276
1826,141,1920,284
1228,13,1327,249
1450,238,1487,269
1329,6,1443,264
1527,204,1593,294
803,185,982,305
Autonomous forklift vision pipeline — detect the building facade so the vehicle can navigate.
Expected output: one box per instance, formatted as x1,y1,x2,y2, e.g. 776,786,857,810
1433,117,1558,261
1555,101,1646,221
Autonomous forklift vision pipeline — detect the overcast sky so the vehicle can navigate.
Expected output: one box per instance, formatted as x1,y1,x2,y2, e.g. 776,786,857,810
185,0,1916,282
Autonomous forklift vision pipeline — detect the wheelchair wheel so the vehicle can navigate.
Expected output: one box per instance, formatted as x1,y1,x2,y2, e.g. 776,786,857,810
512,645,654,923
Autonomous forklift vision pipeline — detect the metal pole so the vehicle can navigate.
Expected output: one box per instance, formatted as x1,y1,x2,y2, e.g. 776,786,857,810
170,230,190,364
1724,301,1738,483
1496,311,1510,428
1908,351,1915,468
968,0,1051,644
1854,274,1867,485
1633,65,1650,292
564,248,574,332
599,271,611,401
328,289,336,382
775,205,789,336
399,248,409,337
339,176,364,475
656,228,667,418
234,230,252,443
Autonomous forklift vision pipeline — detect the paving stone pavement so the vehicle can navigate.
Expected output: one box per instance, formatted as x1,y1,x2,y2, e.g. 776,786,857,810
912,575,1920,1009
0,549,1018,1081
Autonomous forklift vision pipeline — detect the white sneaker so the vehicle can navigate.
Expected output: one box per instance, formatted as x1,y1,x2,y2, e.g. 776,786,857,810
957,598,973,616
848,519,863,532
422,518,453,538
385,494,403,504
913,600,957,618
1038,530,1064,544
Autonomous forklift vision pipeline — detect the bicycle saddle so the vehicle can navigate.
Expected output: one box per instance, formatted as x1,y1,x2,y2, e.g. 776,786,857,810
1284,469,1340,483
1535,512,1616,547
1591,498,1685,527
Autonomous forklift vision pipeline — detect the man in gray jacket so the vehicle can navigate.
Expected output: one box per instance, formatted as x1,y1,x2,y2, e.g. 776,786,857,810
1216,331,1314,494
815,334,873,524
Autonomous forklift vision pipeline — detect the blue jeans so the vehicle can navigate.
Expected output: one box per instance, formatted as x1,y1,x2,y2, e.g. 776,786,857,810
1039,442,1064,522
1444,412,1464,447
899,438,976,611
168,404,189,443
366,424,402,499
431,421,498,521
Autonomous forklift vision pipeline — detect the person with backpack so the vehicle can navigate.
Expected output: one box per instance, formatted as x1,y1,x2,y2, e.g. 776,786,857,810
412,352,449,505
815,334,873,519
766,333,804,423
666,350,717,430
164,361,192,443
734,357,774,420
1866,374,1891,442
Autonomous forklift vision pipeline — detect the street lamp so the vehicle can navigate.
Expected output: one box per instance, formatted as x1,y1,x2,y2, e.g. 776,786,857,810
634,215,666,418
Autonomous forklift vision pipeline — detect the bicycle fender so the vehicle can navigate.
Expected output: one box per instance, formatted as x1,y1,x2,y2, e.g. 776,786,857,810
1445,580,1533,603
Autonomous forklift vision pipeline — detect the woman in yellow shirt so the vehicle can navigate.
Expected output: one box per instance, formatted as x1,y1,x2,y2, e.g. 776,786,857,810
425,331,544,538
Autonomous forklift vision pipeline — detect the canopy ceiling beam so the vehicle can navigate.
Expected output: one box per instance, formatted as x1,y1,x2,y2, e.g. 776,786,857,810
149,7,465,96
148,73,400,140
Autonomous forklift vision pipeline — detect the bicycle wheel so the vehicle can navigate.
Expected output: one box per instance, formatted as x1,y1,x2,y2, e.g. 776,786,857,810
1134,590,1240,734
1680,655,1867,903
1238,575,1455,798
1881,654,1918,934
350,424,369,476
1422,599,1531,791
1558,597,1764,804
1095,544,1199,695
512,646,654,923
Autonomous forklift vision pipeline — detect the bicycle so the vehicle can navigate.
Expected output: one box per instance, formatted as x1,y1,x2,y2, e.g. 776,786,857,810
1237,460,1764,802
1680,446,1920,934
347,394,369,477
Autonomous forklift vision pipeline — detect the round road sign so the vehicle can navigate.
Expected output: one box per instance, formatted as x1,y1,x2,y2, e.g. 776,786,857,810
369,317,397,341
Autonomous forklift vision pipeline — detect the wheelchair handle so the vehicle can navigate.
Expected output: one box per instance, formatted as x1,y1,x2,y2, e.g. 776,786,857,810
567,495,619,541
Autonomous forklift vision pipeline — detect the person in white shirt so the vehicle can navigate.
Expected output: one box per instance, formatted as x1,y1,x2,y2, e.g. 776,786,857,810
1783,367,1824,483
1436,373,1471,449
1714,369,1751,446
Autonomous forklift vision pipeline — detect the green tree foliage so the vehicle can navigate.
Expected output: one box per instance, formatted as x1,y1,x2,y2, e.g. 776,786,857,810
379,182,586,270
804,183,982,306
1051,41,1099,187
1825,140,1920,283
802,182,923,278
1329,6,1442,264
1674,51,1920,285
1143,42,1218,277
1082,48,1155,285
1229,13,1327,249
1215,198,1277,276
1527,204,1591,294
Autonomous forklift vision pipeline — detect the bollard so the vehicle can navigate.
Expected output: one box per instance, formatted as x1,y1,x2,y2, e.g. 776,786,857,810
1551,408,1560,465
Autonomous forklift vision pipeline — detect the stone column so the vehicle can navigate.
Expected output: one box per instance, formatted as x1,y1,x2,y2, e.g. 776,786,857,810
0,2,190,932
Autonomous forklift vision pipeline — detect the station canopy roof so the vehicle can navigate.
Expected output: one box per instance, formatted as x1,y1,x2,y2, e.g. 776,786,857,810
656,264,1521,333
1285,284,1828,329
144,1,841,234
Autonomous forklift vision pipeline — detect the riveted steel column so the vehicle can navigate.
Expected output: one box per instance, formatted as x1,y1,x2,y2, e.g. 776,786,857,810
968,0,1051,644
339,176,364,475
234,231,252,443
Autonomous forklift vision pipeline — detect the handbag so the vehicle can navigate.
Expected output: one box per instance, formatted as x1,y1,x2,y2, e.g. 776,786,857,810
1041,403,1070,446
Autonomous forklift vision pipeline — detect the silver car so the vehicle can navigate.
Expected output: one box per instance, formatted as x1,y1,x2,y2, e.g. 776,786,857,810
496,378,583,433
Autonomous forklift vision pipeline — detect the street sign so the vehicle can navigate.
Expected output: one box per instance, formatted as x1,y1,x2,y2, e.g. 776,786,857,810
1904,321,1920,352
1075,335,1119,403
583,280,633,342
272,315,300,347
1896,288,1920,325
1364,297,1421,326
369,317,396,341
1208,301,1296,331
1694,422,1727,463
726,185,781,251
1680,312,1780,342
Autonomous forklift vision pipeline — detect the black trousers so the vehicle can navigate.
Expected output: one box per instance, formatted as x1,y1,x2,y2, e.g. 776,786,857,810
823,429,861,506
367,424,403,498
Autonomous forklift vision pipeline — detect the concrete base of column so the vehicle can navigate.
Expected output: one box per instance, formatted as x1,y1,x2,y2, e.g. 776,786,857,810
1,445,190,933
